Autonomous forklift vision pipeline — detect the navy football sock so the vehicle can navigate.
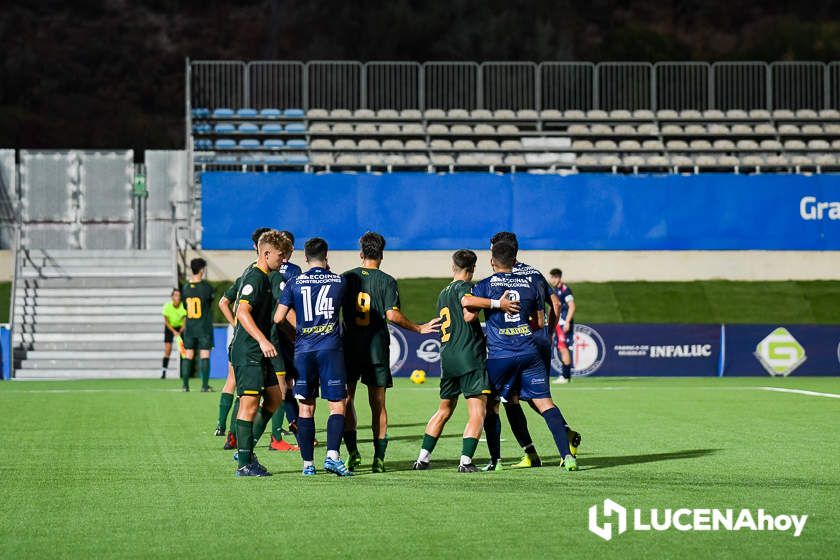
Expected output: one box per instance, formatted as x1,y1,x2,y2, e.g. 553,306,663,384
561,363,572,379
483,410,502,462
503,402,536,453
284,392,299,424
542,407,571,457
326,413,345,455
297,417,316,462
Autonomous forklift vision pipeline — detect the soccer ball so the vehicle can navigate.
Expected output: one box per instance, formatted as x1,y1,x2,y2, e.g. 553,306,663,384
409,369,426,384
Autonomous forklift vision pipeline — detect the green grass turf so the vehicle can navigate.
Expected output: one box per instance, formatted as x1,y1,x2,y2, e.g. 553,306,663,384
0,377,837,558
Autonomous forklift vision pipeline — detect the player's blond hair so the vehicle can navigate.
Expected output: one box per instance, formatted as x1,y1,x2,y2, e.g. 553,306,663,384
258,229,293,255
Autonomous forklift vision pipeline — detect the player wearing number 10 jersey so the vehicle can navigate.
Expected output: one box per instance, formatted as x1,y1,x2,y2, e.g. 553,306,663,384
275,237,352,477
180,258,215,392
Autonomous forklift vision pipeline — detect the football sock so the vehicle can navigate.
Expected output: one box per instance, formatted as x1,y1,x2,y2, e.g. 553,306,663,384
217,392,234,431
199,358,210,388
373,438,388,460
236,420,253,468
503,402,536,452
271,407,285,440
483,410,502,462
297,417,316,462
284,391,299,424
179,358,192,389
161,356,169,372
326,413,345,456
251,406,273,446
344,430,358,454
542,407,572,457
562,363,572,379
422,433,438,454
461,437,479,463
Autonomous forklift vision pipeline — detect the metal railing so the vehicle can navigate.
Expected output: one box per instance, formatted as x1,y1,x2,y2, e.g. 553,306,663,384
189,59,840,112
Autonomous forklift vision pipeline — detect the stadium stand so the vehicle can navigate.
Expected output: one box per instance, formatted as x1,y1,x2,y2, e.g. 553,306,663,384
188,60,840,174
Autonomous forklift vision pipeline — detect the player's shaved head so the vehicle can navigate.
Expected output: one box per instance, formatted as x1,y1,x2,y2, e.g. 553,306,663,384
360,231,386,260
304,237,329,263
258,230,293,255
490,231,518,255
491,242,516,268
251,227,272,247
189,258,206,275
452,249,477,272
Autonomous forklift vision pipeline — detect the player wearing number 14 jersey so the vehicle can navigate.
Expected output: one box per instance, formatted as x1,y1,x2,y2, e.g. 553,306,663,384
275,237,352,477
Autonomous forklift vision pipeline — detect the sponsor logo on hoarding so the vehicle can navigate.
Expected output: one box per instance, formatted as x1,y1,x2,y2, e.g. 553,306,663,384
388,324,408,372
613,344,713,358
754,327,806,376
416,339,441,363
800,196,840,220
589,499,808,541
571,324,605,376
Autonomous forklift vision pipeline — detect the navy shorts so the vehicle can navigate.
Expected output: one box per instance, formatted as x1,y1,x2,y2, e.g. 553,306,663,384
486,353,551,401
294,349,347,402
533,333,552,380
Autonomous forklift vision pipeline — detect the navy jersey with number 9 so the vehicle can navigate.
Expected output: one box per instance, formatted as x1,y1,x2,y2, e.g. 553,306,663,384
472,272,540,359
279,266,345,353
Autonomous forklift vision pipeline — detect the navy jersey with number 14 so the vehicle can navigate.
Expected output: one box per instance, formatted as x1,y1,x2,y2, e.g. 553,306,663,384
279,267,345,353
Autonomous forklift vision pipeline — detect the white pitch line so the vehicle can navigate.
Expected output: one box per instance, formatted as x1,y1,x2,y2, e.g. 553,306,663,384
759,387,840,399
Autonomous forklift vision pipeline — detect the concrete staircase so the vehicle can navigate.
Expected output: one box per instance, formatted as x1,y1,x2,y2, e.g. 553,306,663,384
12,250,176,379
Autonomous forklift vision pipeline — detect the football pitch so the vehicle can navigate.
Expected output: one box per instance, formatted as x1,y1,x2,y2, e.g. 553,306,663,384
1,377,838,559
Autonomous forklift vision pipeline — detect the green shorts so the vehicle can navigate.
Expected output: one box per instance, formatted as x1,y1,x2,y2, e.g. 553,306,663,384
345,359,393,388
440,369,491,400
233,357,280,397
182,334,214,351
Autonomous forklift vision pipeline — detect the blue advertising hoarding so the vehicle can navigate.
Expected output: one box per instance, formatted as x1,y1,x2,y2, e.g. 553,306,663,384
202,172,840,250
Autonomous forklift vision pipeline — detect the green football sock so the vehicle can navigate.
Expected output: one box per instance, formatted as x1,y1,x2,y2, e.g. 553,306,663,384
422,433,439,453
373,438,388,460
217,392,234,430
251,407,273,447
179,359,192,389
236,420,253,468
199,358,210,389
461,437,479,460
271,406,286,440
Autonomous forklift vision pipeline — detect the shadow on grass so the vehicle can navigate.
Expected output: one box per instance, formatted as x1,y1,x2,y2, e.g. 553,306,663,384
581,448,721,470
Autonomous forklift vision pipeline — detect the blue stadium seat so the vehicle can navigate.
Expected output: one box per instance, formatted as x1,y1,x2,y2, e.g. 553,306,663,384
261,123,284,133
214,139,237,150
286,152,309,164
285,123,306,133
191,108,211,119
264,155,287,164
239,139,261,148
213,108,235,118
214,123,236,133
195,122,212,133
236,108,258,117
214,155,239,163
194,139,212,150
283,108,305,118
263,139,285,149
286,139,307,149
194,153,213,163
240,155,264,165
238,123,259,133
260,108,282,117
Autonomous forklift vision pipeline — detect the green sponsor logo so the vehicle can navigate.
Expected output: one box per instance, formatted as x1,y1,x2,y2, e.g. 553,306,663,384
754,327,806,376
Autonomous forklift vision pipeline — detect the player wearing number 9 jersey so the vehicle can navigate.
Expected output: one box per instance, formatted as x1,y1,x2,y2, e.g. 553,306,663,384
180,258,215,392
472,241,578,472
275,237,352,476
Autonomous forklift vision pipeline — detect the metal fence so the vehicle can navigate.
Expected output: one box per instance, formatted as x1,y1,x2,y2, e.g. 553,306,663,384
189,59,840,112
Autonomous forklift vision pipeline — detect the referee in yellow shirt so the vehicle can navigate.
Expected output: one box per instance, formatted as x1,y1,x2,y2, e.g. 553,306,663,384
162,288,187,379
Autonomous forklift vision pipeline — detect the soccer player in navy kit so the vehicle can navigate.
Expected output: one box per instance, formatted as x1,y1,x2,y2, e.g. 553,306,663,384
472,242,578,471
274,238,352,477
549,268,576,384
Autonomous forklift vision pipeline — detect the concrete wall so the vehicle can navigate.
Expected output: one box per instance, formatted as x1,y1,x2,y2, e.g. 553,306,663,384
0,250,10,281
193,250,840,282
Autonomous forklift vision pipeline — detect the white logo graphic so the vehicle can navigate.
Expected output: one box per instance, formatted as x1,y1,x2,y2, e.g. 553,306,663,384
754,327,806,376
416,339,440,363
589,499,808,541
589,499,627,541
388,324,408,372
240,284,254,296
571,324,605,376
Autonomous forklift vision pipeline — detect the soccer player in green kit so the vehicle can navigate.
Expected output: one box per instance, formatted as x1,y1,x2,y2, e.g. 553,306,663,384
228,230,290,476
180,258,215,392
413,250,520,472
342,232,441,473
